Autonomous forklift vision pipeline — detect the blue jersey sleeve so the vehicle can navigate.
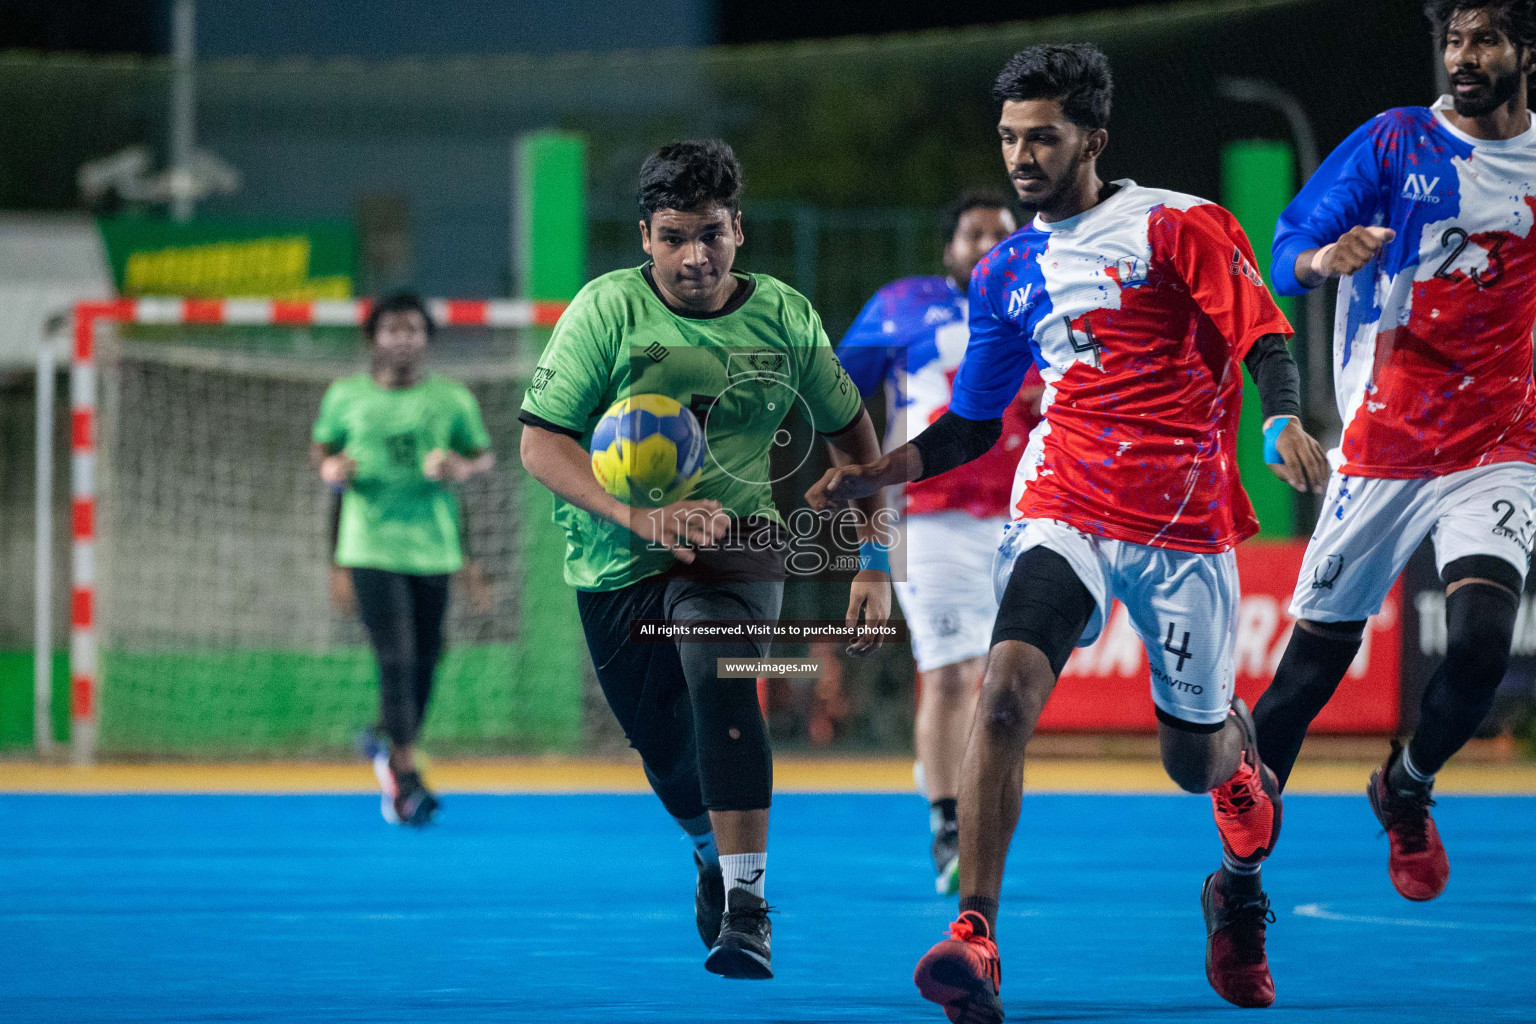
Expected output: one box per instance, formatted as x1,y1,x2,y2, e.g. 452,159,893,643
948,266,1035,420
1272,118,1386,296
834,290,897,398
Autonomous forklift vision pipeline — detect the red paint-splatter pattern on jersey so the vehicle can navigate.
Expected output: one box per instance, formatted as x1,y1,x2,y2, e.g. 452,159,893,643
951,182,1293,553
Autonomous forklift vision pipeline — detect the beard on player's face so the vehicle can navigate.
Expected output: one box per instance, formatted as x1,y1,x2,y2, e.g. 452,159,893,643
1012,147,1085,217
1450,63,1524,116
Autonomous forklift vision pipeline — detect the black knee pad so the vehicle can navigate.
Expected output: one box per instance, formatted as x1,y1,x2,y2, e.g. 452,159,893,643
990,546,1096,676
1443,578,1519,687
692,674,773,811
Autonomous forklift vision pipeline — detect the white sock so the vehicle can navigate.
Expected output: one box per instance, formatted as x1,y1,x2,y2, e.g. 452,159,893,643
720,852,767,901
1401,747,1435,785
676,814,719,868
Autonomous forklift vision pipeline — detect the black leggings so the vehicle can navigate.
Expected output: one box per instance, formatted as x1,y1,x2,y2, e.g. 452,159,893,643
351,568,451,748
577,576,783,817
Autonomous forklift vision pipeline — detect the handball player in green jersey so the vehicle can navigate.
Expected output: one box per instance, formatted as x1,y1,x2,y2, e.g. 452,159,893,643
312,292,495,827
519,140,892,979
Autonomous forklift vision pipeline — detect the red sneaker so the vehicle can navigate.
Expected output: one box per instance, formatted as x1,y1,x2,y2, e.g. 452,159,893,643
1201,872,1276,1008
1211,699,1282,864
913,910,1004,1023
1367,742,1449,901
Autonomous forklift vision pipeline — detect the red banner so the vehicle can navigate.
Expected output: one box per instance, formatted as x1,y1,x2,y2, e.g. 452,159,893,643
1038,541,1400,733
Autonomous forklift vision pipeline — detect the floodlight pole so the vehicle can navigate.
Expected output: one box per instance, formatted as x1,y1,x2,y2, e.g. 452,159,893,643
1217,78,1337,438
169,0,197,223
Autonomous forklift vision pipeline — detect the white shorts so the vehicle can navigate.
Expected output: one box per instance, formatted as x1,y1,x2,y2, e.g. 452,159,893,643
992,519,1239,726
893,511,1006,672
1290,461,1536,623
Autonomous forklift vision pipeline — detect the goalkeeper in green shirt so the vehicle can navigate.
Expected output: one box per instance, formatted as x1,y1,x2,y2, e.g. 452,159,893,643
519,140,891,979
312,292,495,827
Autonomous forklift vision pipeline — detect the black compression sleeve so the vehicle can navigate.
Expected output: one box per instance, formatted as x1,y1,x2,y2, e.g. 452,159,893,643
1243,333,1302,423
909,410,1003,481
328,490,342,559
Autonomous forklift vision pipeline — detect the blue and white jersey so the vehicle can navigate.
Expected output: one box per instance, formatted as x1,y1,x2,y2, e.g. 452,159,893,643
1273,97,1536,477
837,276,1040,518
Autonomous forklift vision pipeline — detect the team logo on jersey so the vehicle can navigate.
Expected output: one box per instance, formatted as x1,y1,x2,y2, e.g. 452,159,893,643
1402,173,1442,203
726,351,790,389
1116,256,1145,285
923,304,956,326
1229,247,1264,286
644,342,669,363
1007,285,1035,319
1312,553,1345,590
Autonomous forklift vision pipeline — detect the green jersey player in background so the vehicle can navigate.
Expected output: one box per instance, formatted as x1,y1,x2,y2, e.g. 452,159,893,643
312,292,495,826
519,140,891,980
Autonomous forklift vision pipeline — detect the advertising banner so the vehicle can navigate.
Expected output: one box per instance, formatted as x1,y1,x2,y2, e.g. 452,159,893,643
1038,541,1401,732
97,217,355,298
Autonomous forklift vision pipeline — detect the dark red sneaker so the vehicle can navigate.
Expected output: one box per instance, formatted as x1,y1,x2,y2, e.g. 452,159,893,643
913,910,1005,1023
1201,872,1276,1008
1211,699,1283,865
1367,742,1449,901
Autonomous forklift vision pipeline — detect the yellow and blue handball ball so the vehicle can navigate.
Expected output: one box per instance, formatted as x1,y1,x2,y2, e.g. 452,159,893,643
590,394,706,507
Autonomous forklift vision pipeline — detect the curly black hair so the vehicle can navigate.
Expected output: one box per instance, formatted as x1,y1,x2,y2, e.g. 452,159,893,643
992,43,1113,132
364,291,434,342
637,140,744,222
940,189,1017,243
1426,0,1536,50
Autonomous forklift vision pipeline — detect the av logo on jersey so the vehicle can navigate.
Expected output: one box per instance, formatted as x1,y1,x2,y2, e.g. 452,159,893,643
1402,173,1442,203
1007,285,1035,319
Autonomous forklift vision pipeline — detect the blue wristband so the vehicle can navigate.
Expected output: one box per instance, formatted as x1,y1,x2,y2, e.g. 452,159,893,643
858,540,890,574
1263,417,1294,465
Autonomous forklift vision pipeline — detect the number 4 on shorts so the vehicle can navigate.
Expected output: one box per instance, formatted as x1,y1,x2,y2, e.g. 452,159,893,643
1163,621,1193,672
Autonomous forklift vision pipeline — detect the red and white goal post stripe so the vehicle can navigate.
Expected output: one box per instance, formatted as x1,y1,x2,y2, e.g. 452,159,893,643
65,297,566,762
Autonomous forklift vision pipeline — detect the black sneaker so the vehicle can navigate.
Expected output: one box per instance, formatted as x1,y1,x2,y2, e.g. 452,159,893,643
695,852,725,948
704,889,773,980
392,769,440,827
932,825,960,896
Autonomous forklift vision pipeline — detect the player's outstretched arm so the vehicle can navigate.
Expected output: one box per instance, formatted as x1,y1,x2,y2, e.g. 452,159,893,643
804,410,1002,510
519,422,725,563
1292,225,1396,290
820,408,893,656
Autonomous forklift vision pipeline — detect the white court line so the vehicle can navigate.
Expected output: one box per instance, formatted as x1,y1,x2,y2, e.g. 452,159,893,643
1294,902,1536,933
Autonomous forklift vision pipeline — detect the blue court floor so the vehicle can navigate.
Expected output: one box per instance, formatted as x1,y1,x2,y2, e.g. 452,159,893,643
2,793,1533,1023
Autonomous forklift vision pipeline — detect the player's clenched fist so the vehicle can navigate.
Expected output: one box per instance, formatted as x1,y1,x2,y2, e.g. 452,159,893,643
1267,417,1329,494
319,453,357,487
1307,225,1396,282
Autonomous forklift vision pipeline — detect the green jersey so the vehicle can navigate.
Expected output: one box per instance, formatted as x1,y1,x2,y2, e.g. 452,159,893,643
313,373,491,575
519,265,862,591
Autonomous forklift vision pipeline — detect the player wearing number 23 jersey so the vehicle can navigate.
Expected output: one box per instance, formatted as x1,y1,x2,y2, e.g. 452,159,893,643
1254,16,1536,921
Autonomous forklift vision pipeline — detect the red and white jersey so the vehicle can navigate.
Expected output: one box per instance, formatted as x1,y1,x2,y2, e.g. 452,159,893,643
838,276,1042,519
952,180,1293,553
1273,99,1536,477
